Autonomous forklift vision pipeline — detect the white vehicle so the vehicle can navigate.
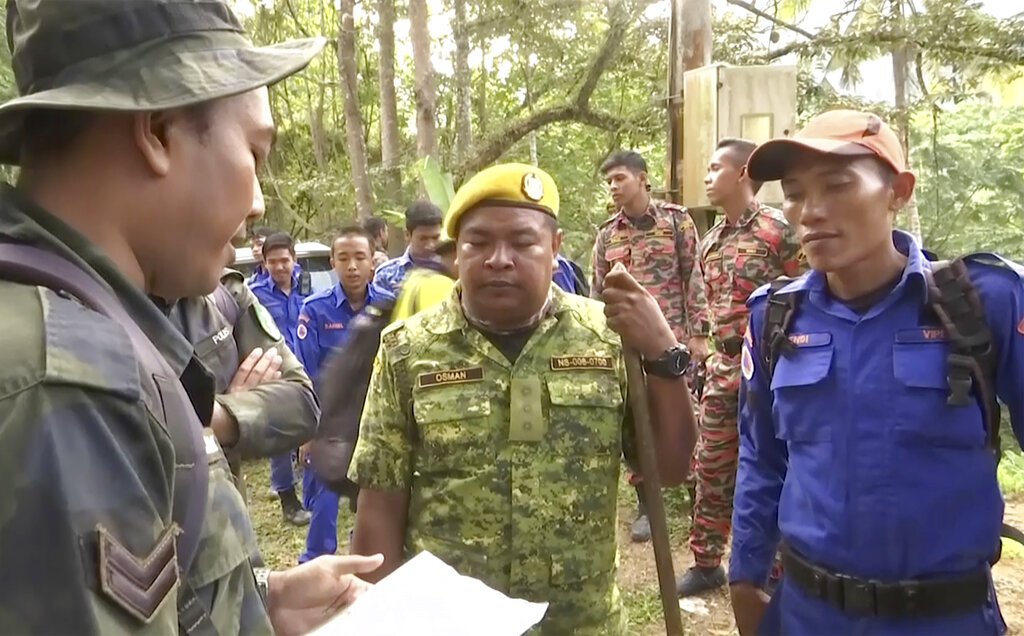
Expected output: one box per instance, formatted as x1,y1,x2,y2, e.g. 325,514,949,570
232,240,337,292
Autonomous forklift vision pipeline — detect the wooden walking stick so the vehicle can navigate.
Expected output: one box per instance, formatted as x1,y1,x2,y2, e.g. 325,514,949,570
624,350,684,636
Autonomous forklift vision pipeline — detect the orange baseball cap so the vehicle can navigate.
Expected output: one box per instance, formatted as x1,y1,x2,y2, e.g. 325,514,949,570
747,110,906,182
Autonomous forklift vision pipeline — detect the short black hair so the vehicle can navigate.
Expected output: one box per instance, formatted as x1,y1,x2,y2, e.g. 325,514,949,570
716,137,763,194
363,216,389,237
405,200,443,232
600,150,647,175
262,232,295,258
251,226,275,240
333,225,374,252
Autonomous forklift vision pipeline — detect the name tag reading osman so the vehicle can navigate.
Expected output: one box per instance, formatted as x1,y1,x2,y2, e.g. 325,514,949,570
417,367,484,388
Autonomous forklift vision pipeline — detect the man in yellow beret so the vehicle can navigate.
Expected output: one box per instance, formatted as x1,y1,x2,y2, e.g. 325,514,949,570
349,162,698,633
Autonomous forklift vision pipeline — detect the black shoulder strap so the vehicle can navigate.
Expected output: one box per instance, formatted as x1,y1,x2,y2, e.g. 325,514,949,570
760,278,802,378
924,259,1001,455
210,282,241,326
0,242,217,634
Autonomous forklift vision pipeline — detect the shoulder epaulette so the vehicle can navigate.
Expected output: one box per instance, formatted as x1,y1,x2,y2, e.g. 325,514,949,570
962,252,1024,279
39,287,140,402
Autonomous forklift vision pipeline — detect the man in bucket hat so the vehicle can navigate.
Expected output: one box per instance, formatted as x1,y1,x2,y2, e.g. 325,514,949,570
0,1,383,633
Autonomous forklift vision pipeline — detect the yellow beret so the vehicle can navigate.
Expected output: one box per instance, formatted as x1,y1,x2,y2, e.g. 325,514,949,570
444,163,560,236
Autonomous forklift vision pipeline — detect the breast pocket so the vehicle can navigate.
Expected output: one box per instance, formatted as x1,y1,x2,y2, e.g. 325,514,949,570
193,329,239,393
412,386,493,472
770,344,834,442
892,341,986,448
546,373,623,457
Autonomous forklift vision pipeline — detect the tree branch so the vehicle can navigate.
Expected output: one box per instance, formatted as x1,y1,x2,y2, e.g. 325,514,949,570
283,0,314,39
725,0,814,38
767,31,1024,65
458,3,632,175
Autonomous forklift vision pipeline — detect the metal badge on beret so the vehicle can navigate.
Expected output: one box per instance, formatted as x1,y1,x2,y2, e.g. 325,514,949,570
522,172,544,201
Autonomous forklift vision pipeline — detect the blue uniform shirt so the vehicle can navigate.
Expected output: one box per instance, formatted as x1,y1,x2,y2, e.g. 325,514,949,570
247,264,269,287
373,248,441,296
732,230,1024,633
295,282,395,382
250,268,309,353
552,253,583,295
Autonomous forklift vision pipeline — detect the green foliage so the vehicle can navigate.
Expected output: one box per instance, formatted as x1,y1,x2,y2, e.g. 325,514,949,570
417,156,456,213
913,103,1024,258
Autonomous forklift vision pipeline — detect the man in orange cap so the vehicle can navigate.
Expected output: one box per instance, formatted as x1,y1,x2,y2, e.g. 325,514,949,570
729,110,1024,635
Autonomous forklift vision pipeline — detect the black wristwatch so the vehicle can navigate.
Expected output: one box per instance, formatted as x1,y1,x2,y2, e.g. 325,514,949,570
642,344,691,378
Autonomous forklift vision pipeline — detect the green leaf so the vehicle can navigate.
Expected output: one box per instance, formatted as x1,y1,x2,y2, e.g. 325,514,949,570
417,156,456,211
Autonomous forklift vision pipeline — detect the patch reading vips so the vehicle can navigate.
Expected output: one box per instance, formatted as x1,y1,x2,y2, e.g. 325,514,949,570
550,356,614,371
417,366,484,388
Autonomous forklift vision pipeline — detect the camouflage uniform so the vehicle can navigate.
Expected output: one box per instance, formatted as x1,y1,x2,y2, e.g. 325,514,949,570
690,202,802,567
350,285,632,635
590,200,709,341
0,192,273,633
164,270,319,502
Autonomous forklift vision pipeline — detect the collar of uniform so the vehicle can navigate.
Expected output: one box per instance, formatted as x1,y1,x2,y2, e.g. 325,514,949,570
794,229,928,320
332,280,389,310
425,282,569,335
0,185,193,376
611,198,660,227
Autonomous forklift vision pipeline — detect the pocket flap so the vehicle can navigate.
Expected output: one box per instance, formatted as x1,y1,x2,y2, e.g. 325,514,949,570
414,387,491,423
546,374,622,408
770,346,833,390
893,342,948,389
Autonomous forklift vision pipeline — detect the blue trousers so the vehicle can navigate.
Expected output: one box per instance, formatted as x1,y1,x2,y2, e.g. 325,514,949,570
299,466,339,564
269,451,296,493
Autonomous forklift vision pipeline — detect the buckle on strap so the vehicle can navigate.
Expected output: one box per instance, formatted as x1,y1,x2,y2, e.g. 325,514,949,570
946,353,977,406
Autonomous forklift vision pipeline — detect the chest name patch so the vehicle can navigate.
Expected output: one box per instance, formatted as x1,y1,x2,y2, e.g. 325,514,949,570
550,356,614,371
787,332,831,347
324,321,345,330
211,325,232,345
417,367,484,388
895,327,948,343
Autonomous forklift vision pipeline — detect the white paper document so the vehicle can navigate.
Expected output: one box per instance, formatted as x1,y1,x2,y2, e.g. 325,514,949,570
306,551,549,636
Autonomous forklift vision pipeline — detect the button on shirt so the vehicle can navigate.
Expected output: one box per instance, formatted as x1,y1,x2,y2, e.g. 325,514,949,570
732,230,1024,632
249,268,309,353
296,283,395,382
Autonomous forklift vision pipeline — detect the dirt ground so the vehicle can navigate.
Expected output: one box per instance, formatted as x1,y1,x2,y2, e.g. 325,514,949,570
245,458,1024,635
617,495,1024,635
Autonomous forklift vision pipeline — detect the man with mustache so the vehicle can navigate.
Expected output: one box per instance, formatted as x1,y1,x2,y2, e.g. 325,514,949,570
730,110,1024,635
591,150,709,543
295,226,395,563
349,163,698,634
0,1,381,633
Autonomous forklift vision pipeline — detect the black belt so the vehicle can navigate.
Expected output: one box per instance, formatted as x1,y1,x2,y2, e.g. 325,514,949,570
781,544,989,619
714,337,743,356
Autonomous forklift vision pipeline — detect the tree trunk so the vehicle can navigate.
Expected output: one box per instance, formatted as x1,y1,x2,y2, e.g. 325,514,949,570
681,0,712,71
376,0,401,199
409,0,437,159
338,0,375,219
891,0,921,239
453,0,473,164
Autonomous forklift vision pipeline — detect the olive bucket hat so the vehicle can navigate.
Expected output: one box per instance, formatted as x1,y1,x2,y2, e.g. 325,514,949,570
0,0,326,165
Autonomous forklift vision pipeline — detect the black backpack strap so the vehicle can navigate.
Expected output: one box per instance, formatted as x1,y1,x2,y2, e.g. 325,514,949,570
0,242,217,635
924,259,1001,456
760,277,802,378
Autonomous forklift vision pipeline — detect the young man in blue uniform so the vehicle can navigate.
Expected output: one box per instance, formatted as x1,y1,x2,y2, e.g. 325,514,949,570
250,231,312,526
296,226,395,562
372,200,443,295
730,109,1024,635
247,225,274,286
